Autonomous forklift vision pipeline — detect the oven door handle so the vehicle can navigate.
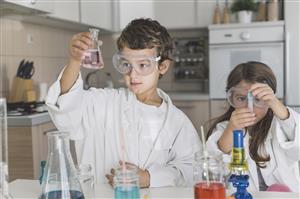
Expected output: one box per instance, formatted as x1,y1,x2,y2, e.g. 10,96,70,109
209,42,283,49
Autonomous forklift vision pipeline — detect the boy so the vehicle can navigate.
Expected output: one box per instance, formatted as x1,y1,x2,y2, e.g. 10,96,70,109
46,18,201,187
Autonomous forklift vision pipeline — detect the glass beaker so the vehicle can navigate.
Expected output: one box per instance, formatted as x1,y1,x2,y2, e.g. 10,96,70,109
40,131,84,199
81,28,104,69
0,98,11,199
193,151,226,199
114,167,140,199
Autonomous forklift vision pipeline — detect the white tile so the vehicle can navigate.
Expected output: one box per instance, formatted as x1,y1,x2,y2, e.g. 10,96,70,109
0,18,13,56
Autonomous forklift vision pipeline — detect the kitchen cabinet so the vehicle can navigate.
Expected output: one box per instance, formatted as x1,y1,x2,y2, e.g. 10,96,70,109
154,0,196,29
115,0,154,31
115,0,215,31
7,121,56,181
173,100,210,138
80,0,114,31
154,0,216,29
196,0,216,27
49,0,80,23
3,0,54,13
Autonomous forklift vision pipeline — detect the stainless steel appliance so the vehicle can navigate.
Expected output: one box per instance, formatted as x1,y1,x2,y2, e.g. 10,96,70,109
209,22,284,99
172,35,208,93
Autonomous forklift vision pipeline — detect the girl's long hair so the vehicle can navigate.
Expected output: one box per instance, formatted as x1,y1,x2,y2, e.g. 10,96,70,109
207,61,277,168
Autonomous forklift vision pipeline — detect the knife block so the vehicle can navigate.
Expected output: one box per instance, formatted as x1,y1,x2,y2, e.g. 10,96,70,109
9,77,36,103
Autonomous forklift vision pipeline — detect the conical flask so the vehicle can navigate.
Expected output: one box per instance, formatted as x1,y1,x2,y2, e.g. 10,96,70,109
1,98,12,199
40,131,84,199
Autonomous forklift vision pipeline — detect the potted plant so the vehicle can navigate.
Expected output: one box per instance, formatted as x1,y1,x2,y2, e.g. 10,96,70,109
231,0,258,23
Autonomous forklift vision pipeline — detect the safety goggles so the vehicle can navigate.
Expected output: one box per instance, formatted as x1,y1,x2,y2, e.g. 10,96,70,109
226,87,266,110
112,53,161,76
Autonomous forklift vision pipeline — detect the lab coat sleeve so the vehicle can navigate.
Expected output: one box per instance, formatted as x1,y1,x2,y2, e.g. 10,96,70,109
147,116,201,187
46,67,107,140
206,121,232,163
275,107,300,161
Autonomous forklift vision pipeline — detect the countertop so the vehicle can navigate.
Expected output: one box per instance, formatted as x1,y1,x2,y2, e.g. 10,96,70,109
7,112,52,127
166,92,209,101
6,92,208,127
9,179,300,199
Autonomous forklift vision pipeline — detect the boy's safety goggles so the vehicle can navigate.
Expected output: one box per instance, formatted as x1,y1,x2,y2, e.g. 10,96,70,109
112,53,161,76
226,87,266,109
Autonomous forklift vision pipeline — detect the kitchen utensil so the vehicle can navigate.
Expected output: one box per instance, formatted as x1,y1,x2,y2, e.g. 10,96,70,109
268,0,279,21
213,0,221,24
257,0,266,21
222,0,230,24
16,59,25,77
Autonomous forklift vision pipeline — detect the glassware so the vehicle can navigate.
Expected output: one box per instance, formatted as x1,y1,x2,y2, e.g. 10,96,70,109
229,130,249,175
81,28,104,69
112,53,161,76
0,98,11,199
193,151,226,199
40,131,84,199
226,87,266,109
76,164,94,198
114,167,140,199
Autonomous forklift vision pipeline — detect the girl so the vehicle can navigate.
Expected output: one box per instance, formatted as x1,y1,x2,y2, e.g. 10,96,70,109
206,61,300,192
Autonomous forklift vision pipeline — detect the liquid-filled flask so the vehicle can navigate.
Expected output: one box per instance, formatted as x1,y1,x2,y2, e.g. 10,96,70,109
82,28,104,69
40,131,84,199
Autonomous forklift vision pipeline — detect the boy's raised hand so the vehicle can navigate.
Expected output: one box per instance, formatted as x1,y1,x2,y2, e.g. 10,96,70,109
228,108,256,130
105,161,150,188
69,32,92,63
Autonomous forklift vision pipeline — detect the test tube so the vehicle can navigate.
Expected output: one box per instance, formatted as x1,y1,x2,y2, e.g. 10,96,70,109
247,91,254,112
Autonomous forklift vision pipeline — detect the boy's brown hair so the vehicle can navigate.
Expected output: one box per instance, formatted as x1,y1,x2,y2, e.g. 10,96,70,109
117,18,175,64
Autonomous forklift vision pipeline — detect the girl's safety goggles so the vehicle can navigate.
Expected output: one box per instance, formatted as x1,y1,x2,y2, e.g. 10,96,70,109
112,53,161,76
226,87,266,109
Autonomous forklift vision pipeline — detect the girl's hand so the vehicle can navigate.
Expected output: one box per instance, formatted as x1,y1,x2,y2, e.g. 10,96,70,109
250,83,289,120
105,161,150,188
250,83,277,108
69,32,92,63
228,108,256,130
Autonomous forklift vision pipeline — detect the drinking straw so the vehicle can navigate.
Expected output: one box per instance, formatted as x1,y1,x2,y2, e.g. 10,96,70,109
200,126,210,186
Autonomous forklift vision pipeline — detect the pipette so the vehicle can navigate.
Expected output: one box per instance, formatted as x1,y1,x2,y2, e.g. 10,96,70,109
247,91,254,112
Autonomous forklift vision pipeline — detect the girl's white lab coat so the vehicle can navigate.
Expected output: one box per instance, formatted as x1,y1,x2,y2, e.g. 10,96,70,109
206,108,300,192
46,71,201,187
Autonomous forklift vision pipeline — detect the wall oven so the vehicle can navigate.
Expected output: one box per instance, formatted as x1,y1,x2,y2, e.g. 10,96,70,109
209,21,284,99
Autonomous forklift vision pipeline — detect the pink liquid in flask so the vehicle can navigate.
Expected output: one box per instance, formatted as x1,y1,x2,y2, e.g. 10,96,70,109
82,49,104,69
81,28,104,69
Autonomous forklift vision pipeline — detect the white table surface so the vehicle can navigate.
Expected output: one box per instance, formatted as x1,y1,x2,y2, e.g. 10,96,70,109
9,179,300,199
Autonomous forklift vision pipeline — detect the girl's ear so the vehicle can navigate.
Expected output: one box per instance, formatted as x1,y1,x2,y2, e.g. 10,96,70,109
158,60,171,75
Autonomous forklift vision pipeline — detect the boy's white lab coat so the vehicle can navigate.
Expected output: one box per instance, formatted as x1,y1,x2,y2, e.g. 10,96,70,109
206,108,300,192
46,71,201,187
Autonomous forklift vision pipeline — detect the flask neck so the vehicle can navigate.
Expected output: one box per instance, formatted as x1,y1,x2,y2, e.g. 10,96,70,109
89,28,99,40
47,132,70,155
